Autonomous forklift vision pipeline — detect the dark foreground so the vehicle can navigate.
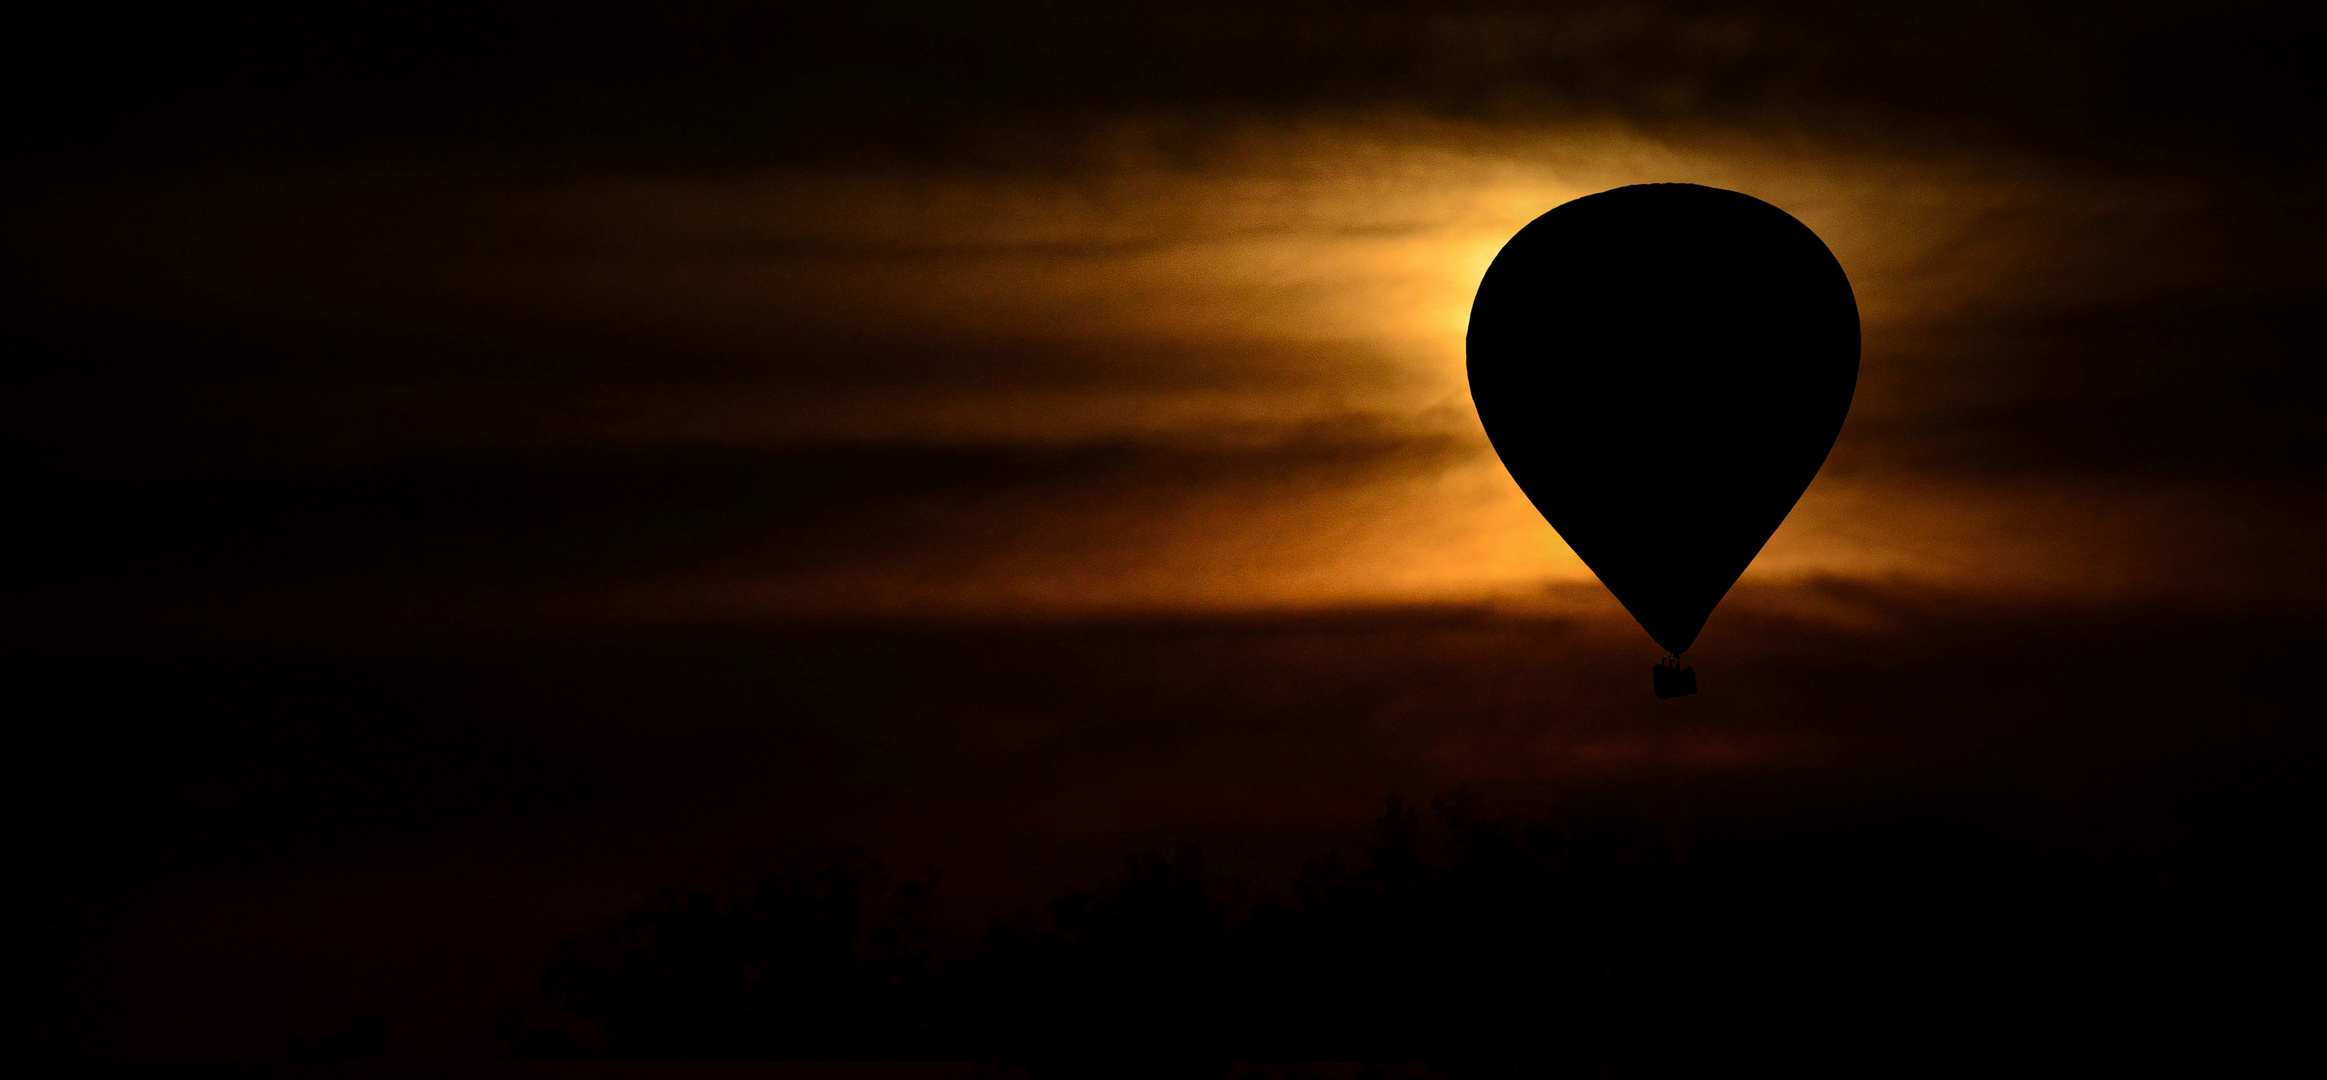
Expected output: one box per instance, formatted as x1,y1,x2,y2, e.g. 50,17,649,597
5,595,2323,1060
493,792,2325,1062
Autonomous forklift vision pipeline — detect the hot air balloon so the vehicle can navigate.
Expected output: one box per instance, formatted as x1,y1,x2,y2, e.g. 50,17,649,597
1467,184,1859,697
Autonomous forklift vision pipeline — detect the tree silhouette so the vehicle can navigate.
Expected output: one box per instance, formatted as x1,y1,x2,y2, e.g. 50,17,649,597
538,851,947,1058
510,793,2327,1063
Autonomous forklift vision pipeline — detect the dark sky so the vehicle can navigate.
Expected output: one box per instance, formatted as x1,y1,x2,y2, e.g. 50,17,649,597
6,1,2326,1059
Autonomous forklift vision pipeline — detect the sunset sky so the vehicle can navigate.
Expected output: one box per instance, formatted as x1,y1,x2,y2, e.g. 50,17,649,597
7,1,2326,1058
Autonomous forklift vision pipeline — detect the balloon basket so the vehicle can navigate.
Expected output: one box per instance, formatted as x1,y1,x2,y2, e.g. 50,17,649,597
1653,656,1697,699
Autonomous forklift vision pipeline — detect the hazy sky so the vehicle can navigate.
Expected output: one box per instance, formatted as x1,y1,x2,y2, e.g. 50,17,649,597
14,2,2327,635
7,2,2326,1058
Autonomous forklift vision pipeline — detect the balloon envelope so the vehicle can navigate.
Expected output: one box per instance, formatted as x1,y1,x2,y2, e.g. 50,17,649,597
1467,184,1859,654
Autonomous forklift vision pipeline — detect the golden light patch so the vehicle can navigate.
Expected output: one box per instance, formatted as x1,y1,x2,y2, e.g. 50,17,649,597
138,117,2273,620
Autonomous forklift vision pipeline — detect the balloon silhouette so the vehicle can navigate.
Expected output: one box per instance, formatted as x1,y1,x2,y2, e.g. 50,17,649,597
1467,184,1858,693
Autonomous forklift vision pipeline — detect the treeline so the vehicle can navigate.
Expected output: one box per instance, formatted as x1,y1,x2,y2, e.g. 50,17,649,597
497,793,2325,1062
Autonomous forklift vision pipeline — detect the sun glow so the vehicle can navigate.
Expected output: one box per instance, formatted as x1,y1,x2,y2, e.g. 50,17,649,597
164,117,2254,619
